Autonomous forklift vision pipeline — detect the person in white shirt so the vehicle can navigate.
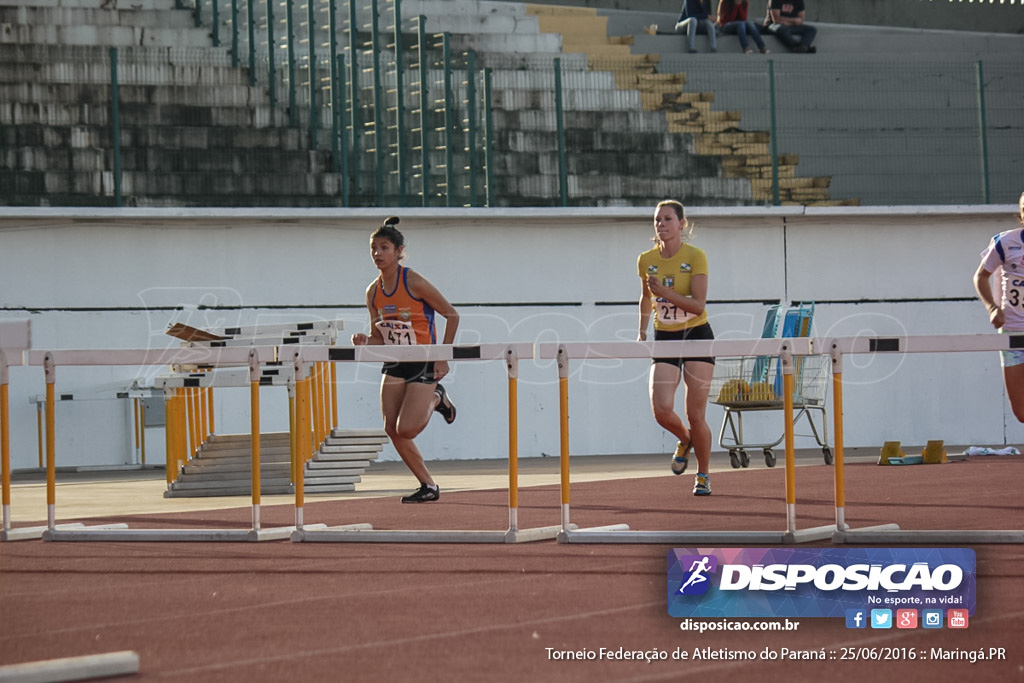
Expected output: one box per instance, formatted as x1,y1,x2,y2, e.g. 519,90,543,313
973,191,1024,421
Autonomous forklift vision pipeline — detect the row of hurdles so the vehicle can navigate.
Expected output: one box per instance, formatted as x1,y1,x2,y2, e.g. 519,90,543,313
2,318,1022,544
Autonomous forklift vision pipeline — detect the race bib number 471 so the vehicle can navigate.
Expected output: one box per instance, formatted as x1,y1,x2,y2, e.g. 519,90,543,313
376,319,417,345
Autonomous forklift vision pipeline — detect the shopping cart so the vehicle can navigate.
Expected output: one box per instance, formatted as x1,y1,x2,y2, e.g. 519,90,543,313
709,352,833,468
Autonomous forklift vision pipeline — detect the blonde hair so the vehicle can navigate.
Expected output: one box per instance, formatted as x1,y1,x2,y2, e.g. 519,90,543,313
653,199,694,246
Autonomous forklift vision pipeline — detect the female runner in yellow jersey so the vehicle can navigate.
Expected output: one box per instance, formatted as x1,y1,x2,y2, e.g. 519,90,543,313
637,200,715,496
351,217,459,503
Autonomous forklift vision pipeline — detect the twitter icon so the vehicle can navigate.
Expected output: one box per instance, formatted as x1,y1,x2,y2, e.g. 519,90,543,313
870,609,893,629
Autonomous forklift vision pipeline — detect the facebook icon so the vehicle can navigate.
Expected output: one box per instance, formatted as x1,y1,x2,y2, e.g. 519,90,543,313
846,609,867,629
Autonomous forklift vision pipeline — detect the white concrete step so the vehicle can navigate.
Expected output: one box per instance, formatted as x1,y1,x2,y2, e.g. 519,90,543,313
0,5,196,28
3,0,178,9
0,82,266,108
398,0,528,21
0,22,215,48
1,62,250,87
0,43,234,66
496,110,668,135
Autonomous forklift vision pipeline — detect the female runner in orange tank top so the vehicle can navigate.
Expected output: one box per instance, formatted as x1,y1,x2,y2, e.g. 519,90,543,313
351,217,459,503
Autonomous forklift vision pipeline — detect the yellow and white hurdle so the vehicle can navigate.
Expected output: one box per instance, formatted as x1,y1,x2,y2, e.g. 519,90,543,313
25,345,298,541
536,337,866,544
289,342,563,543
823,333,1024,545
1,319,32,541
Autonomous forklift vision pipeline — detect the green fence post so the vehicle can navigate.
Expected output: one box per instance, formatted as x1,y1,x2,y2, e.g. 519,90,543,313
466,50,477,207
417,15,429,206
230,0,239,67
554,57,567,207
976,60,991,204
307,0,318,150
194,0,202,27
483,66,494,207
328,0,339,171
393,0,406,205
443,33,454,208
287,0,297,127
768,59,780,207
348,0,361,199
109,47,121,208
371,0,384,201
337,54,350,206
267,0,276,112
212,0,220,45
247,0,256,86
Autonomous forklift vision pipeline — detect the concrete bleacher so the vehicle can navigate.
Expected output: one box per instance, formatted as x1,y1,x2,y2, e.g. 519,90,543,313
592,7,1024,205
0,0,343,207
2,0,1022,207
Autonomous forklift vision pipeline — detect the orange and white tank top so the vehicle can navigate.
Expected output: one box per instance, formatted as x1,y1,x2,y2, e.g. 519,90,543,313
370,266,436,345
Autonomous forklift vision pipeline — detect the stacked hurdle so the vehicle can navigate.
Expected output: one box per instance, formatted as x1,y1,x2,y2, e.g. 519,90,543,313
156,320,387,497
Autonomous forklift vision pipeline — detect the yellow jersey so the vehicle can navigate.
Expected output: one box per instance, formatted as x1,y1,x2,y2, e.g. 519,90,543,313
638,243,709,331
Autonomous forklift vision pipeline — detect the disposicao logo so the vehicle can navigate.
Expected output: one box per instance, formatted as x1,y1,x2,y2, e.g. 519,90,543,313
667,548,976,619
676,555,718,595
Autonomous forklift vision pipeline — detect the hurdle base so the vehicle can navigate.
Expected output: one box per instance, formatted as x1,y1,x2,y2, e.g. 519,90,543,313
835,527,1024,544
291,523,374,542
2,522,125,542
294,524,559,543
782,524,840,545
559,528,801,544
504,524,562,544
41,525,316,542
557,524,629,544
0,650,139,683
831,523,901,543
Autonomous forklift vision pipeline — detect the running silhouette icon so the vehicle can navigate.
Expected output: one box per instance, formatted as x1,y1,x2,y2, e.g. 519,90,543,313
677,555,717,595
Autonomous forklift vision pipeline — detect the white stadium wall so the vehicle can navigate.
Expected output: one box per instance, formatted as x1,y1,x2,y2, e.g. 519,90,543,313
0,205,1020,470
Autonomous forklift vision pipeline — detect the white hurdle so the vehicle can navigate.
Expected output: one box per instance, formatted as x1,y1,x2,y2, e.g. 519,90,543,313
824,333,1024,545
537,338,838,544
2,323,123,541
1,319,35,541
0,650,140,682
24,346,298,541
290,343,563,543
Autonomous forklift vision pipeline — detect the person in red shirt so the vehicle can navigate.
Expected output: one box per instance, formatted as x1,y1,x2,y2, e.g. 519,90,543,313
717,0,768,54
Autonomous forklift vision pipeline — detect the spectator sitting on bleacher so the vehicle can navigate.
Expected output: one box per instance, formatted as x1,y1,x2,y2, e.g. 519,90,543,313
675,0,717,54
717,0,769,54
763,0,817,53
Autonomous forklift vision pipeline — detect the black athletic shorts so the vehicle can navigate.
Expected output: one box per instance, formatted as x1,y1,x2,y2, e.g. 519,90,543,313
382,361,437,383
653,322,716,367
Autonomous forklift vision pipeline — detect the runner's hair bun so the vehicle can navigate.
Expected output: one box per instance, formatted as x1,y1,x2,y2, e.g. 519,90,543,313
383,216,400,228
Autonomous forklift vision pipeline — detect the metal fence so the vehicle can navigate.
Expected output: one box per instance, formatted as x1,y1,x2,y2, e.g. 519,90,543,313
7,0,1023,208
